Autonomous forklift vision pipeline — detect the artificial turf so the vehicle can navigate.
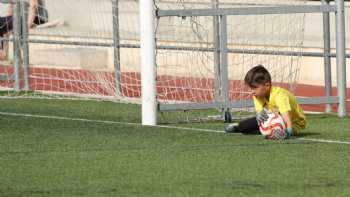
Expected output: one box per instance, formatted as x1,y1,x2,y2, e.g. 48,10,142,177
1,98,350,197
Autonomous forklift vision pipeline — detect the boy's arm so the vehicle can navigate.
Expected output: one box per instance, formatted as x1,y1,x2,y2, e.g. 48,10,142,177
253,97,269,124
7,0,13,16
27,0,38,29
281,111,293,137
281,111,292,128
276,94,293,137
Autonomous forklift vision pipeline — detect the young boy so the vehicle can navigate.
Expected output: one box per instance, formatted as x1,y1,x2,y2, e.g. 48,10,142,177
225,65,306,139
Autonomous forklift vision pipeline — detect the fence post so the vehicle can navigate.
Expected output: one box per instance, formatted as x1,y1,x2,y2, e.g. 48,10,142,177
219,15,229,111
322,0,332,113
212,0,221,103
21,0,30,91
13,0,21,92
112,0,122,96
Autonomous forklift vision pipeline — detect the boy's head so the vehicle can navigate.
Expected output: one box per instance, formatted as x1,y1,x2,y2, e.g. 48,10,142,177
244,65,272,98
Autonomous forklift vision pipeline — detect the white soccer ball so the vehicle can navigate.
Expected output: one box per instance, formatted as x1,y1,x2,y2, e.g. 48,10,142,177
259,112,287,139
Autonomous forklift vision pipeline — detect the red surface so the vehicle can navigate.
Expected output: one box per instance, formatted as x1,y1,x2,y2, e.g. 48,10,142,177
1,65,349,113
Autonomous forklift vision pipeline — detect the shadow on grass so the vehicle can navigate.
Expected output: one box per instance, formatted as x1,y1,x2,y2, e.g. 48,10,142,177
296,132,321,137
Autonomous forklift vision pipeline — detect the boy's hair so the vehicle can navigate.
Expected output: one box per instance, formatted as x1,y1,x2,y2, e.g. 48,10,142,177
244,65,271,88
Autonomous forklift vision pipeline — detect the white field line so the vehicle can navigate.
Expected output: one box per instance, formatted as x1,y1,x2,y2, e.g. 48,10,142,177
297,138,350,145
0,112,227,133
1,112,350,144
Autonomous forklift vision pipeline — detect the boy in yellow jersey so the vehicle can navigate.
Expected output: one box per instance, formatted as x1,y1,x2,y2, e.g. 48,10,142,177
225,65,306,139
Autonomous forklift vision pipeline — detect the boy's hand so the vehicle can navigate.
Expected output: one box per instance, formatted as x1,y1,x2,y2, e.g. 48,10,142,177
269,128,293,140
256,108,269,124
285,128,293,138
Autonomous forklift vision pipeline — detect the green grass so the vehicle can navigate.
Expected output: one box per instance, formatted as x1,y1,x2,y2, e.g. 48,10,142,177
1,98,350,196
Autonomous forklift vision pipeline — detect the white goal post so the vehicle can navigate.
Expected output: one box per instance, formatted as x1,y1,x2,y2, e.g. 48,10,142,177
140,0,157,125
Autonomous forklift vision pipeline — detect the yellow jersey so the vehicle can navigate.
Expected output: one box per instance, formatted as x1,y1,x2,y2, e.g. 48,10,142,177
253,86,306,133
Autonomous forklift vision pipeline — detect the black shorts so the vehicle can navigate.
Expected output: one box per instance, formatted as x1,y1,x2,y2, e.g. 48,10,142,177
0,15,46,37
236,116,260,134
0,16,13,37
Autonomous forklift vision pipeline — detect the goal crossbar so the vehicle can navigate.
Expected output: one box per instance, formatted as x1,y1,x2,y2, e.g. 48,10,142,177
158,96,340,111
157,5,337,17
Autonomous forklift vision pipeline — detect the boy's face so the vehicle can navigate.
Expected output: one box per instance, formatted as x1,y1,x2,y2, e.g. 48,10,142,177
249,83,271,99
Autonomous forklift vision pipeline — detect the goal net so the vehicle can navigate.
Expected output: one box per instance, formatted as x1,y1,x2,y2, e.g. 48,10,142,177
155,0,306,118
0,0,306,122
0,0,141,103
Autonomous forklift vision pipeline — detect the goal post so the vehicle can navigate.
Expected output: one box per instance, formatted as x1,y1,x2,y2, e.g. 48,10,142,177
140,0,157,125
335,0,347,117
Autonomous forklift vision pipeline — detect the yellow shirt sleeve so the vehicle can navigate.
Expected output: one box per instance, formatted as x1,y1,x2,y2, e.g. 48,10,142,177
275,94,292,113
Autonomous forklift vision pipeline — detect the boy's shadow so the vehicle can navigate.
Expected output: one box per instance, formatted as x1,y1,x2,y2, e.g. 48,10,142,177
296,132,321,137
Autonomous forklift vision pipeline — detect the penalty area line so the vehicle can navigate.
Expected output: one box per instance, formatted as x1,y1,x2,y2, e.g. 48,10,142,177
297,138,350,145
0,111,226,133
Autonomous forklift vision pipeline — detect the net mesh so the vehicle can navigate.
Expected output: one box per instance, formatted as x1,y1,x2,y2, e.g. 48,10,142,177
0,0,306,121
0,0,141,102
155,0,306,113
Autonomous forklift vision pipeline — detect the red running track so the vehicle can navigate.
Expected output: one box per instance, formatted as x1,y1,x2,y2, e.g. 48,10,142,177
0,66,349,113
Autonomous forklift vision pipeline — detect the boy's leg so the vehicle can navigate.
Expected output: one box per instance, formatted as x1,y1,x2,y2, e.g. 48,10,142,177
0,16,13,59
225,117,260,135
292,125,302,136
237,117,260,134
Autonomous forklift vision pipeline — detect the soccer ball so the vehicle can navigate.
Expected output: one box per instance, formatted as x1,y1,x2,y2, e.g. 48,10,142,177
259,112,287,139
